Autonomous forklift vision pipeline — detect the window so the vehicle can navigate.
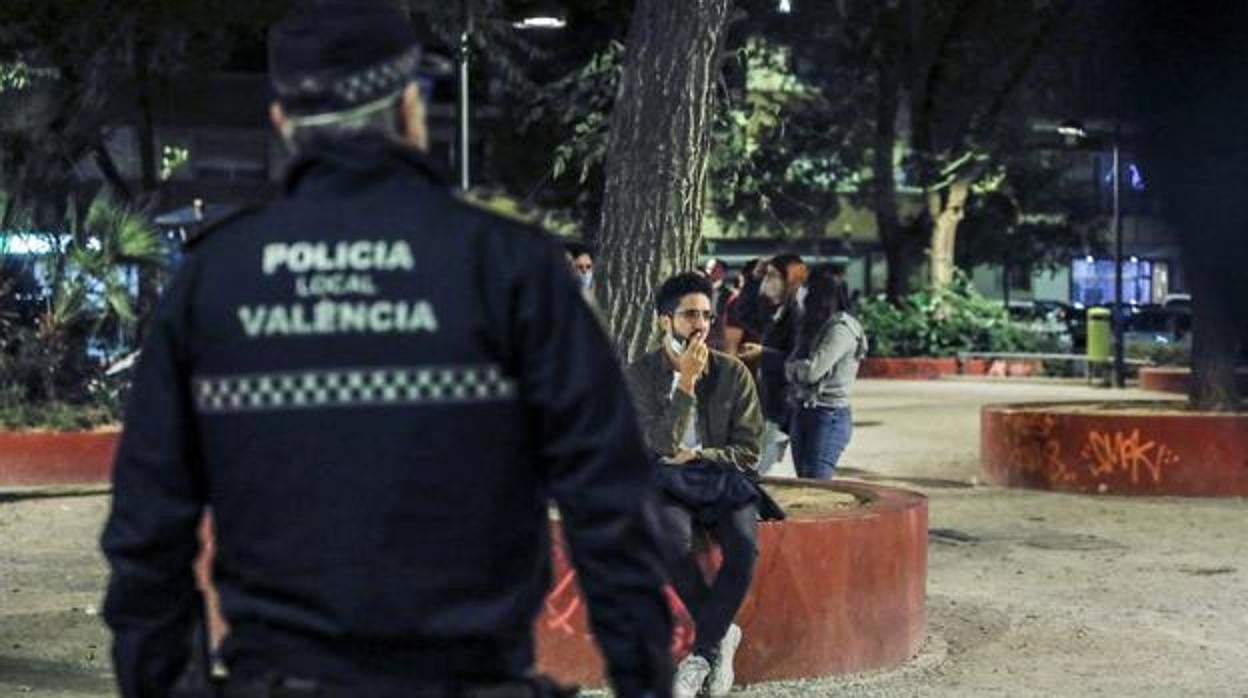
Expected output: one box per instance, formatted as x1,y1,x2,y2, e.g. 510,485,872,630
1070,257,1155,306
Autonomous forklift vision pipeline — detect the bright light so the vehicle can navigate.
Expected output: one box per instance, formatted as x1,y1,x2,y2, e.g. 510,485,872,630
1057,125,1087,139
1085,255,1095,263
779,0,793,12
0,233,60,255
513,16,566,29
1129,256,1139,264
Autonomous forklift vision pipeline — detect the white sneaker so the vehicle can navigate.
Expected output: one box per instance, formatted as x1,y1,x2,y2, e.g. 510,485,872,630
708,623,742,697
673,653,712,698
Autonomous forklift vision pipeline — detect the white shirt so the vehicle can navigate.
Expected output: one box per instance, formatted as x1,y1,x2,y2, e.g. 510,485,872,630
670,373,702,451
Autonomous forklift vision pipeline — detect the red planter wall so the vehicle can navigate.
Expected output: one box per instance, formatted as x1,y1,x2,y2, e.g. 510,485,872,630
0,430,119,486
534,479,928,685
982,403,1248,496
1139,367,1248,395
859,357,959,380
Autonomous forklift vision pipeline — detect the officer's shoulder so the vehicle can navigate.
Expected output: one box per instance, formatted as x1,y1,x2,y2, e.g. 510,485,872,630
182,202,265,250
451,187,545,229
449,187,570,260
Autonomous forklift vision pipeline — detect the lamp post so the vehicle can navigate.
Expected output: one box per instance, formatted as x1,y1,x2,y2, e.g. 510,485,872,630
456,3,567,191
1058,119,1126,388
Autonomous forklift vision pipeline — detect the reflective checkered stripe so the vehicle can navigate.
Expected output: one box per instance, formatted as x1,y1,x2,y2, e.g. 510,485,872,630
192,365,517,414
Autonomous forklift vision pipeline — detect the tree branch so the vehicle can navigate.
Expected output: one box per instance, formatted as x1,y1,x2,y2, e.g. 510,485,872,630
964,0,1076,148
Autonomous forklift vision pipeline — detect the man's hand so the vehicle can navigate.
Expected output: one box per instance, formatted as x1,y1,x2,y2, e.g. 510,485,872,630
737,342,763,363
676,332,709,395
663,448,700,465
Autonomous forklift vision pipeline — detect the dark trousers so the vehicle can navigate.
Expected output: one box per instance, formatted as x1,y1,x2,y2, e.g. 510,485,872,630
660,498,759,661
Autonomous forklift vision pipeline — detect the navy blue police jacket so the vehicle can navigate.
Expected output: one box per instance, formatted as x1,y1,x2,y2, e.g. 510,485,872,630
100,135,672,698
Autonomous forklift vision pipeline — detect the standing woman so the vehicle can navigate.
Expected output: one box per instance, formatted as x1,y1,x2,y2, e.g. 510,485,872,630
785,265,867,479
740,254,806,473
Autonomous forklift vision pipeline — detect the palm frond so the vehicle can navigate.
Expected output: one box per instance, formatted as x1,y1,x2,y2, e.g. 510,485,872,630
102,285,136,326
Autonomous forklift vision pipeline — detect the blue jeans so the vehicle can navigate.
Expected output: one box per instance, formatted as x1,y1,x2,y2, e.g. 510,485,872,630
789,405,852,480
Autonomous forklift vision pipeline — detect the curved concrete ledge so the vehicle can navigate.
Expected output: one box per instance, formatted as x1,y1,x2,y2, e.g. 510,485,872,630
0,429,118,487
535,479,929,686
982,402,1248,496
1138,366,1248,395
860,357,958,380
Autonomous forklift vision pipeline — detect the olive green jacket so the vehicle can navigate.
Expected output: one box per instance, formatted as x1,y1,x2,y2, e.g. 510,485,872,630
624,348,763,472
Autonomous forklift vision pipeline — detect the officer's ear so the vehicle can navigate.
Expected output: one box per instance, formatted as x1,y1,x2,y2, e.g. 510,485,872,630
399,82,429,152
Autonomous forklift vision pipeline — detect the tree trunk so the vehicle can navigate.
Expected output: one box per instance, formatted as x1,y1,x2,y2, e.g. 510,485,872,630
93,143,133,204
1188,262,1240,411
131,35,162,344
928,178,970,288
871,24,909,302
880,227,914,302
133,38,159,198
597,0,733,362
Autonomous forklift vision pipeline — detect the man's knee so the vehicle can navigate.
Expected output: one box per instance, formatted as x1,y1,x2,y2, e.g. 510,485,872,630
659,504,697,555
716,510,759,564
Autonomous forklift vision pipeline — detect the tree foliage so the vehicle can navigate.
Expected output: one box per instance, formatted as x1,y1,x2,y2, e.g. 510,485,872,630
1,193,162,425
0,0,285,220
858,271,1045,357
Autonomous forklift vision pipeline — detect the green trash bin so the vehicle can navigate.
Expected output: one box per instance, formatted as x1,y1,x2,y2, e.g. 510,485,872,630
1086,307,1111,382
1086,307,1111,362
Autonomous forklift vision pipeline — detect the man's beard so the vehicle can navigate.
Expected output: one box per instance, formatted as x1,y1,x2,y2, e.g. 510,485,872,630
670,327,703,352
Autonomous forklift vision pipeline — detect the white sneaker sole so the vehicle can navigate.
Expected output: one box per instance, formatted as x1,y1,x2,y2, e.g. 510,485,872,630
708,624,742,697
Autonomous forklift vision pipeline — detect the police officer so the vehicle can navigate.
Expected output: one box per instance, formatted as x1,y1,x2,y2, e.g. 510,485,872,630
100,2,673,697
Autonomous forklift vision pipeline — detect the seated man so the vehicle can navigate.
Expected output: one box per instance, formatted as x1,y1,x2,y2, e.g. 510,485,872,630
625,272,764,698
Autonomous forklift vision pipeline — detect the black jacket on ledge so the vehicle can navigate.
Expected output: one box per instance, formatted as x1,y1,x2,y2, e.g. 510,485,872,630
100,135,673,698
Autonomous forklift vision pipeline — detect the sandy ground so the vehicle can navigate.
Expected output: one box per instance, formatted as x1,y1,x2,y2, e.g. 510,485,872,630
2,379,1246,697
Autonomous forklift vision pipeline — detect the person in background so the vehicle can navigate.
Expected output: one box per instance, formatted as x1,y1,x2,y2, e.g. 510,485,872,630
703,258,731,350
740,254,807,474
721,258,768,361
785,265,867,479
566,242,595,296
625,272,763,698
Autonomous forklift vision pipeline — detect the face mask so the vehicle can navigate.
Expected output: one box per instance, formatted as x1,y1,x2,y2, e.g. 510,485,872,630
667,322,693,354
579,271,593,291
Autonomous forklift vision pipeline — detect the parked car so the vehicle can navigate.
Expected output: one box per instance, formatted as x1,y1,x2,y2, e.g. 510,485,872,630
1123,304,1192,357
1162,293,1191,310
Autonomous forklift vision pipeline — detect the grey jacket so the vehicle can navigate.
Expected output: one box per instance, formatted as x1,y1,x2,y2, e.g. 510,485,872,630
625,348,764,472
785,313,867,409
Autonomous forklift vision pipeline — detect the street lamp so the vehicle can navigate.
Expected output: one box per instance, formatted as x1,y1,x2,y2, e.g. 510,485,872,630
1058,118,1127,388
457,3,567,191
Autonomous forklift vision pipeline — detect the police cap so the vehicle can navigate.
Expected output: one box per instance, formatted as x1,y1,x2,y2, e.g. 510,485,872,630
268,0,423,116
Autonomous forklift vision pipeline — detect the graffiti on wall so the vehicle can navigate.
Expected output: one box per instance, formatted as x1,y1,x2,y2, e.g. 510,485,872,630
1000,413,1185,490
1080,429,1178,485
543,535,696,657
1004,413,1077,484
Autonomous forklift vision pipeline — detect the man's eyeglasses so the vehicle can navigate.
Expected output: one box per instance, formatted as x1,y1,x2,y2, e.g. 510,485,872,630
672,309,715,323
